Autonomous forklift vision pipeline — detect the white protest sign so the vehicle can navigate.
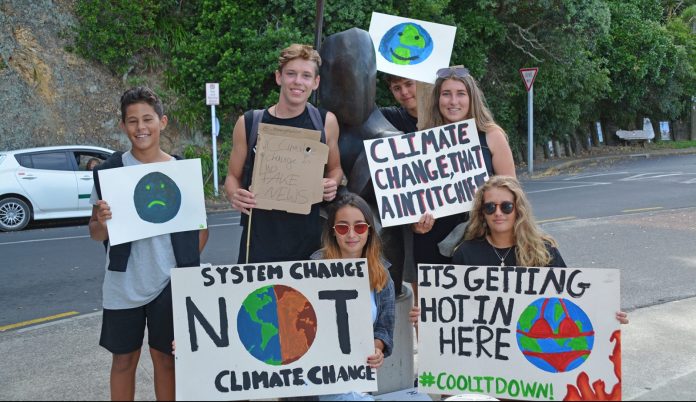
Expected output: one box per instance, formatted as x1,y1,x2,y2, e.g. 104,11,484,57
417,265,622,401
363,119,489,227
99,159,207,246
250,123,329,215
369,12,456,84
172,259,377,401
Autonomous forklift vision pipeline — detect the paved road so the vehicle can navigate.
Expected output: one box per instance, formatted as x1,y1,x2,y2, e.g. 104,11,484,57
1,153,695,400
0,213,241,329
524,153,696,221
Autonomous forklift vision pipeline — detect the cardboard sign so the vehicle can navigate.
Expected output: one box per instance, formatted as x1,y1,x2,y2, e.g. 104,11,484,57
363,119,489,227
250,123,328,215
171,259,377,401
416,265,622,401
369,12,456,84
99,159,207,245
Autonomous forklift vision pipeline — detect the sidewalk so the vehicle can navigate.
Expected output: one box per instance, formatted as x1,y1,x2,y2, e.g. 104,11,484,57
517,146,696,178
2,296,695,400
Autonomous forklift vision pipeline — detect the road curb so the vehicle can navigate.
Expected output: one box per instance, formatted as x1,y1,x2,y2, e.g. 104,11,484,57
533,147,696,178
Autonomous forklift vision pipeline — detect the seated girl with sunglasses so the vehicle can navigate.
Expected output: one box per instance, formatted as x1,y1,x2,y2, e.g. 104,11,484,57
310,193,395,401
410,176,628,326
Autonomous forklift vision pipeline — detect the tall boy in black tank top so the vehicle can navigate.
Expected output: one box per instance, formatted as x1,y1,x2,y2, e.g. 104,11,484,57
224,44,343,263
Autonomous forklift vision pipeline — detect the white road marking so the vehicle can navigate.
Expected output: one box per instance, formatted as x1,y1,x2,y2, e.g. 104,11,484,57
0,235,90,246
526,182,610,194
562,172,629,181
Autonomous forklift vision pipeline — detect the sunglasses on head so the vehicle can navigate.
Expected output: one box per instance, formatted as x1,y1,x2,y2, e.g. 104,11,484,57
333,223,370,236
483,201,515,215
436,67,470,79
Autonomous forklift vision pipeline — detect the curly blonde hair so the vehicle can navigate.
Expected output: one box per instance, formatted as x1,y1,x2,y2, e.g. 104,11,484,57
464,176,558,267
421,66,506,139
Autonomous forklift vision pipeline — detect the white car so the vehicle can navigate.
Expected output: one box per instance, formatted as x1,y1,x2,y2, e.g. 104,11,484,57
0,145,114,231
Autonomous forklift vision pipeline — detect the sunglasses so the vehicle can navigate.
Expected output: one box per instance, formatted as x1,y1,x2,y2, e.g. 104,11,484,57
333,223,370,236
483,201,515,215
436,67,470,79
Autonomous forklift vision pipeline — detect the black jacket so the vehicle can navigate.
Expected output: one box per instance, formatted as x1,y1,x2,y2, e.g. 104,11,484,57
93,152,200,272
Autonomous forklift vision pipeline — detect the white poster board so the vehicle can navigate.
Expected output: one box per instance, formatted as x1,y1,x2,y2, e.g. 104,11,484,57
369,12,456,84
172,259,377,401
417,265,622,401
99,159,207,246
363,119,489,227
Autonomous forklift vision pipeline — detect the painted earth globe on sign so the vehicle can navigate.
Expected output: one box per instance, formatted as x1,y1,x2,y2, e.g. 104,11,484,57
378,22,433,65
133,172,182,224
516,297,595,373
237,285,318,366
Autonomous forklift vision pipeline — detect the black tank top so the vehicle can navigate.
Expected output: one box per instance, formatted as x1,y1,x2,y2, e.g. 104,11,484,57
238,107,328,264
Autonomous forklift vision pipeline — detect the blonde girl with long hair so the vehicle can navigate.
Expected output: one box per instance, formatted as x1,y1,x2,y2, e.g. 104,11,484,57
410,176,629,326
458,176,560,267
311,192,395,401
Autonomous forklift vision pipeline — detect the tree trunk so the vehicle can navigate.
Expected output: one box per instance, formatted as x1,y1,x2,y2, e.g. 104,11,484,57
603,119,618,146
691,100,696,141
553,140,563,158
589,122,599,147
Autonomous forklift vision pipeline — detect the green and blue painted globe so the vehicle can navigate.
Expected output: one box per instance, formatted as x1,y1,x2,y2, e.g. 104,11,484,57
516,297,595,373
378,23,433,65
237,285,317,366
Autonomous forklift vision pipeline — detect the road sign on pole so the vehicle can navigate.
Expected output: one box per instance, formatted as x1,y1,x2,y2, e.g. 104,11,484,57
206,83,220,196
519,68,538,92
519,68,538,176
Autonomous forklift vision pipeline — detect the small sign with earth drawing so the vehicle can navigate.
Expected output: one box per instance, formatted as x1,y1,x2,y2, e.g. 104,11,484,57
97,159,207,246
171,259,376,400
416,265,621,401
369,12,456,84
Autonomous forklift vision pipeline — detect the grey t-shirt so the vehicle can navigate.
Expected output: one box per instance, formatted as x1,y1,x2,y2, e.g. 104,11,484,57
90,151,177,309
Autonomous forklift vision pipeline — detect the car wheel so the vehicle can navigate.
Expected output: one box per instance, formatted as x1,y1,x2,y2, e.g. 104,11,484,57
0,197,31,232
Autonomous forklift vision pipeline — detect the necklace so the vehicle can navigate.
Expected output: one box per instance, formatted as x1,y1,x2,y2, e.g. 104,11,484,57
488,237,513,266
492,246,513,266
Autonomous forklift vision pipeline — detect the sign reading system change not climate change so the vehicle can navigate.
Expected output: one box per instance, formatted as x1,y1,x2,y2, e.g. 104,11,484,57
171,259,376,401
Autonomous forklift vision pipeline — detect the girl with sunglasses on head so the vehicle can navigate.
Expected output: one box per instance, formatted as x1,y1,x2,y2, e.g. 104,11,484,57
310,192,395,401
422,65,516,178
410,176,628,325
406,66,518,308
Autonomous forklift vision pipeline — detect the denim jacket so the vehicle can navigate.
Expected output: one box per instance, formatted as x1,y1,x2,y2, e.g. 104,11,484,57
310,250,396,358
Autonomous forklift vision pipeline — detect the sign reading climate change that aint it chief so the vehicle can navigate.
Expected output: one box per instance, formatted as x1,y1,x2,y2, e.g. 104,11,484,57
98,159,207,245
171,259,376,401
417,265,621,401
363,118,489,227
369,12,456,84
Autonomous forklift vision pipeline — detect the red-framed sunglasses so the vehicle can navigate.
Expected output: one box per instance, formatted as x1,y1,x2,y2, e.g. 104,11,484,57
483,201,515,215
333,223,370,236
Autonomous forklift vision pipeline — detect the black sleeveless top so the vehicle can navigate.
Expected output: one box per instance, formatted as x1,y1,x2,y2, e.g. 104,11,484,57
238,107,328,264
412,130,495,265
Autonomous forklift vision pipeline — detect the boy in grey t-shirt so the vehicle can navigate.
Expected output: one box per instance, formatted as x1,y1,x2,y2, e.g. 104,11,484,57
89,87,208,401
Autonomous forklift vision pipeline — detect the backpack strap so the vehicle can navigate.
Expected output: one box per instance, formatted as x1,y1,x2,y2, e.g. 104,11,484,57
306,103,326,143
93,151,125,200
242,109,265,189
